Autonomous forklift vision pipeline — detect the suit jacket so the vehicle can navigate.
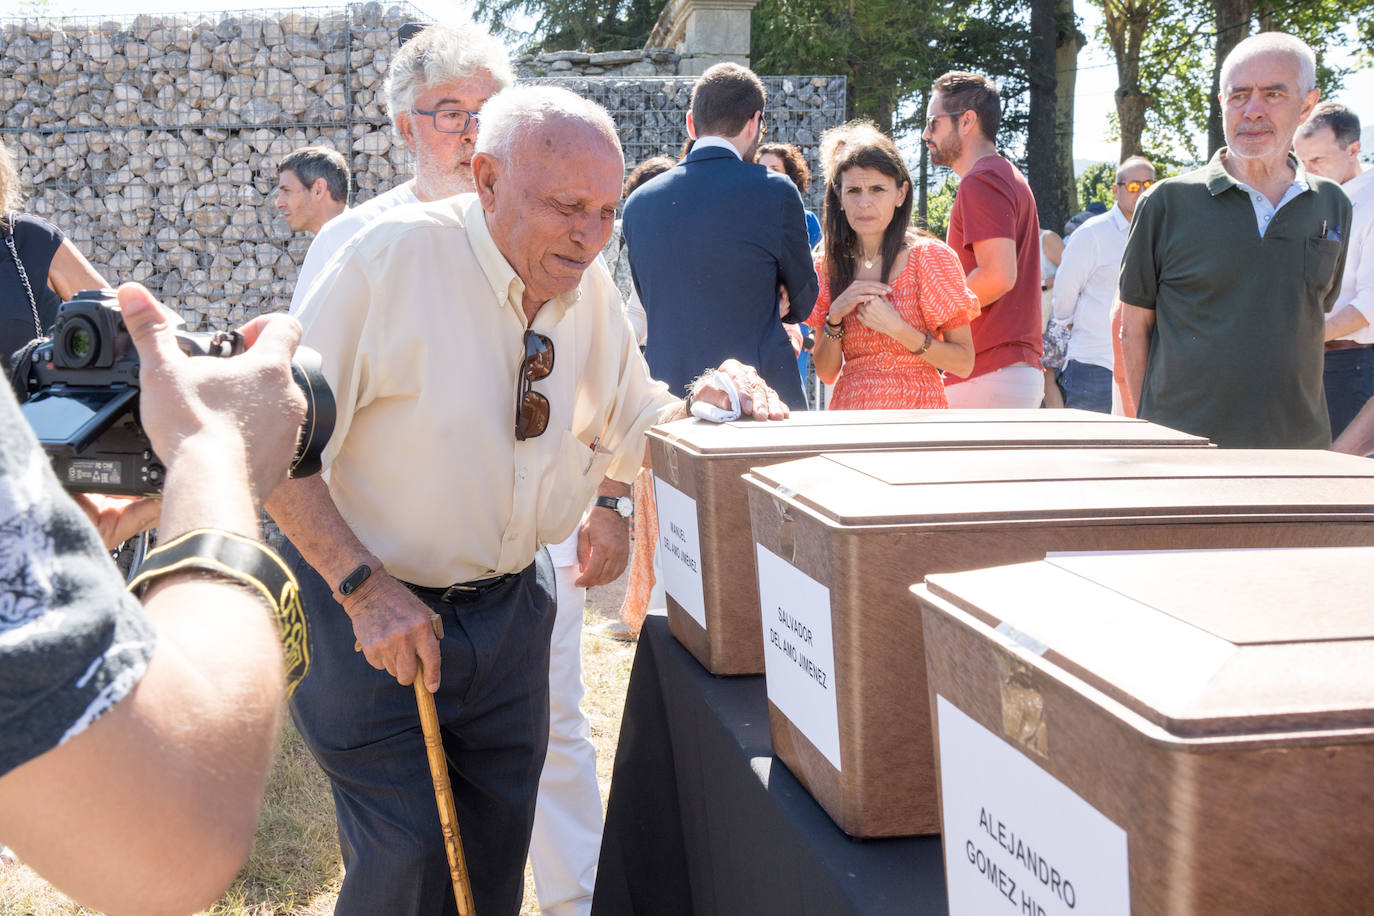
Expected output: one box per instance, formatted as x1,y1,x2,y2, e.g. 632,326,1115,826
622,145,819,409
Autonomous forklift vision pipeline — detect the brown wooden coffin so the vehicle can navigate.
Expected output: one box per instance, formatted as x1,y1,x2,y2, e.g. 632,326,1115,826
915,547,1374,915
742,447,1374,837
647,409,1207,675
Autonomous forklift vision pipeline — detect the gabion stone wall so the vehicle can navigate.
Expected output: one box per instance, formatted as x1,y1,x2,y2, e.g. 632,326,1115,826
535,75,844,214
2,7,844,329
1,4,423,327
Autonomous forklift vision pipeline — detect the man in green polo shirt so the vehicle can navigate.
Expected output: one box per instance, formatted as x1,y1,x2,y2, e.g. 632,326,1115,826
1119,32,1350,448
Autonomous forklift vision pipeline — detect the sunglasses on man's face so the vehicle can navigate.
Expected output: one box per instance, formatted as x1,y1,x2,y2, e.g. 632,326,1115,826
515,330,555,441
1117,179,1154,193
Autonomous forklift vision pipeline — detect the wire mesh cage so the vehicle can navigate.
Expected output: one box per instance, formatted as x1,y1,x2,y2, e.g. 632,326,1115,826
2,6,844,326
2,4,428,325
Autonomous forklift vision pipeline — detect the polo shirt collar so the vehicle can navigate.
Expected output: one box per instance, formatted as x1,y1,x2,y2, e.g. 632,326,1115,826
1205,148,1313,197
464,195,577,326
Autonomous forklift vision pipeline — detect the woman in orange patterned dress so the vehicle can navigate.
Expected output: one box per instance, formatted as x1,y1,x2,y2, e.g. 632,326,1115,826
806,134,979,408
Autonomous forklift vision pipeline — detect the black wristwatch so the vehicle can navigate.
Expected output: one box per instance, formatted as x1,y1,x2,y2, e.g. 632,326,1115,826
595,495,634,518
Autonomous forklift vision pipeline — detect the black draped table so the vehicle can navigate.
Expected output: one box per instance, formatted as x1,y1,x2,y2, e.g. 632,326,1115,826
592,611,949,915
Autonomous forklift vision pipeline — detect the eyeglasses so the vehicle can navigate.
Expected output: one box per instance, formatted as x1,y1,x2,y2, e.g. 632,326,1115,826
412,106,480,134
1117,179,1154,193
515,330,555,441
925,108,971,127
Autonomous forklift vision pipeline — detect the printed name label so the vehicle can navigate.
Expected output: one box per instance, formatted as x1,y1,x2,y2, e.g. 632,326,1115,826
756,544,841,770
653,476,706,628
936,696,1130,916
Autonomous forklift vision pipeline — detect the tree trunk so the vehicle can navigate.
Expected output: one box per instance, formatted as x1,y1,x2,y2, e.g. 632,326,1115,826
918,88,930,229
1054,0,1085,229
1027,0,1062,232
1103,0,1154,160
1209,0,1253,156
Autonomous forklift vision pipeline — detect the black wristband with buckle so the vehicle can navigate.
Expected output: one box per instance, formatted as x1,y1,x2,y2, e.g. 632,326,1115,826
128,528,310,696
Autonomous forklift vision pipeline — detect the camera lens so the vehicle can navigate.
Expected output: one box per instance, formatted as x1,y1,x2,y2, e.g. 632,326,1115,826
60,317,100,369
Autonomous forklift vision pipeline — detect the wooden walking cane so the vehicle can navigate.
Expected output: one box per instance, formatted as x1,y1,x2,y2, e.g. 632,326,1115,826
415,613,477,916
357,614,476,914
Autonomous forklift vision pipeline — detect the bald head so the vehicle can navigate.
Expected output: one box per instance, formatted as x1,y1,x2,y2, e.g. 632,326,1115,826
475,85,622,171
472,86,625,313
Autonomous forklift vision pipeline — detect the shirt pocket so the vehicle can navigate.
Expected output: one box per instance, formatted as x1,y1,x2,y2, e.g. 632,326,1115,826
538,431,617,547
1305,237,1343,300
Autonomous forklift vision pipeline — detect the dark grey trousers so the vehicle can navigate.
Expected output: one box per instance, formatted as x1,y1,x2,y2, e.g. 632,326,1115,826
283,540,557,916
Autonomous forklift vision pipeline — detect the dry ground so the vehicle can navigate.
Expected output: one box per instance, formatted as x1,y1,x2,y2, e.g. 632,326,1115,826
0,578,637,916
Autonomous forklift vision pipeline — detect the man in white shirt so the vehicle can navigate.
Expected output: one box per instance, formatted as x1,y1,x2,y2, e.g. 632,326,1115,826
275,145,349,236
268,85,788,916
1050,156,1155,413
287,22,511,314
1295,102,1373,439
282,24,615,916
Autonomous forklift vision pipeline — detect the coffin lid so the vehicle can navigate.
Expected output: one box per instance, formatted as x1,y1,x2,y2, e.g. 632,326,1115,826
918,547,1374,737
745,448,1374,526
647,409,1206,457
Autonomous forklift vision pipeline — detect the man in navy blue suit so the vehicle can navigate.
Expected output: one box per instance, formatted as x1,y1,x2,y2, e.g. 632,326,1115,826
623,63,819,410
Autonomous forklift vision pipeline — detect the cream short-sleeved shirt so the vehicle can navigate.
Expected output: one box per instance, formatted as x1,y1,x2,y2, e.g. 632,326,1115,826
295,194,678,586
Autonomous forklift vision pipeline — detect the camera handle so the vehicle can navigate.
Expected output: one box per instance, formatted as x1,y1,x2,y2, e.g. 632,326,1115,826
8,335,46,402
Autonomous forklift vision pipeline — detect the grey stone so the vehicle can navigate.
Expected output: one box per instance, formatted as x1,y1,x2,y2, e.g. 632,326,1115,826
590,49,644,65
540,50,592,63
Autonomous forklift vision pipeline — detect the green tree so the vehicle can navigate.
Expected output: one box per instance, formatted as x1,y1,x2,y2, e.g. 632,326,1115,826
751,0,1030,135
1092,0,1374,165
473,0,663,52
1205,0,1374,155
920,174,961,240
1076,161,1117,209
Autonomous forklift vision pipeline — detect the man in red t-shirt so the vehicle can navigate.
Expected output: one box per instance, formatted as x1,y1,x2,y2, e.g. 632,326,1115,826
924,71,1044,407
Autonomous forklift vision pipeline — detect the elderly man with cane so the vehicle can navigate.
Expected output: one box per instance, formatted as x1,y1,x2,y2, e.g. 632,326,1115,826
268,81,787,915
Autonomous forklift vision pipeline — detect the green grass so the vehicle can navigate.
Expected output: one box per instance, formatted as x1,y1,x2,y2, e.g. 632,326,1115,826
0,612,637,916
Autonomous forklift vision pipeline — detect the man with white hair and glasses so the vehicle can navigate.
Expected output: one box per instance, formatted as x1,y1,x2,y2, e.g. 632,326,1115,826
287,21,511,313
268,84,787,915
1118,32,1351,447
284,22,627,916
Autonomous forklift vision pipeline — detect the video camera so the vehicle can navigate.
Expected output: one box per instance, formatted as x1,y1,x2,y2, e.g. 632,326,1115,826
10,289,335,497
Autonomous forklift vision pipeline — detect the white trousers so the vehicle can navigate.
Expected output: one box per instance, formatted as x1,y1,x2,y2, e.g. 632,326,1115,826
530,548,603,916
944,362,1045,409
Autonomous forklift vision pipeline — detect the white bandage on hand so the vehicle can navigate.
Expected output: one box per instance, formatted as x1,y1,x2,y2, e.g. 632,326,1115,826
690,369,742,423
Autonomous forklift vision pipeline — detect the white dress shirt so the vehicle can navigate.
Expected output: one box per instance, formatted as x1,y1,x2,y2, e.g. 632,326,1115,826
295,194,677,585
288,182,421,314
690,135,742,160
1051,204,1130,371
1333,165,1374,345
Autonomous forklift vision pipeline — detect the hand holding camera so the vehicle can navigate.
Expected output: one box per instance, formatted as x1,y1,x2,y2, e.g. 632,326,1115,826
13,285,333,502
118,284,311,505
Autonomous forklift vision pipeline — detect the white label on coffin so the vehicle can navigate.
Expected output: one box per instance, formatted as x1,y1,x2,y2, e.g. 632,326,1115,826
653,476,706,629
936,695,1130,916
756,544,841,770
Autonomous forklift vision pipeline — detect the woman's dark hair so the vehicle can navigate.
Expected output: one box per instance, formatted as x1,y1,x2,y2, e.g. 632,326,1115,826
821,133,918,299
624,156,675,198
755,142,810,193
